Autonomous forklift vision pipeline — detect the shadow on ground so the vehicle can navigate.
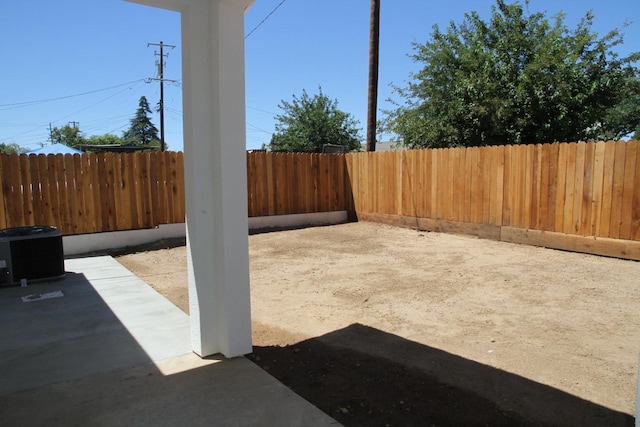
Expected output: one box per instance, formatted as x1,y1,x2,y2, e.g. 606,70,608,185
248,323,634,427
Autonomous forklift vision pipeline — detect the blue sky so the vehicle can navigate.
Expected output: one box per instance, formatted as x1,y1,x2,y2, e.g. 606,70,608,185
1,0,639,152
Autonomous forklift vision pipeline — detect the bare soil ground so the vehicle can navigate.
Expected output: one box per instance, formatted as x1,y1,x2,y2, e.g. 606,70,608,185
116,221,639,427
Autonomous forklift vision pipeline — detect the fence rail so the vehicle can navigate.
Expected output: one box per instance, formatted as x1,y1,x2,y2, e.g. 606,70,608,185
0,141,638,259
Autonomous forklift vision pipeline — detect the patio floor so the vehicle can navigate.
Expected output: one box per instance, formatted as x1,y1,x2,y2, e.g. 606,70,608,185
0,256,339,426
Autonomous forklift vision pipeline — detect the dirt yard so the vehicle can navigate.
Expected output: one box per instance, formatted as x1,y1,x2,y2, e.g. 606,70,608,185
117,221,639,426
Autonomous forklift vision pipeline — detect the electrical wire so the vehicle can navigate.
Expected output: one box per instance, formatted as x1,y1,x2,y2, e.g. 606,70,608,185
245,0,287,39
0,79,146,110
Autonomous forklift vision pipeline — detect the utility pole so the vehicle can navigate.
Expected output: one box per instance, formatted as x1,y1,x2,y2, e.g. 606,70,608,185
68,121,79,129
147,41,176,152
366,0,380,152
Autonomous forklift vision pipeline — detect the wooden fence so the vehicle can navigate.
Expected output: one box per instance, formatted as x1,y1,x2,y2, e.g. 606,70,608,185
0,152,186,235
346,140,640,259
246,151,348,217
0,151,347,236
0,141,638,259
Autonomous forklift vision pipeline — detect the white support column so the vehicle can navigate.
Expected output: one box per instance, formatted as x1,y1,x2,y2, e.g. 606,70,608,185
125,0,254,358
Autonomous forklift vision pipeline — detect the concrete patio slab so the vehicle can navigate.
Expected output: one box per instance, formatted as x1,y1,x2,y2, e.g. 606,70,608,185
0,256,339,426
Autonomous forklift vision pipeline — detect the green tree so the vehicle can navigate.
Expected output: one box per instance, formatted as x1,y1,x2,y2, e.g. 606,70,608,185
123,96,160,146
51,125,86,147
384,0,640,148
269,88,362,152
0,143,25,154
86,134,124,146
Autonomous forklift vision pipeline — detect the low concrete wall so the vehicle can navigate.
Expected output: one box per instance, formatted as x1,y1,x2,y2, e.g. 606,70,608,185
63,211,349,256
63,223,187,256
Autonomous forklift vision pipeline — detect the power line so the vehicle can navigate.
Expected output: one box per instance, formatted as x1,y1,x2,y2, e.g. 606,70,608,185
247,105,277,115
0,79,146,110
245,0,287,39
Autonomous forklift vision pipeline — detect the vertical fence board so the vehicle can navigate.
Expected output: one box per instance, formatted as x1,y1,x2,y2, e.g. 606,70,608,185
530,145,541,230
570,142,585,234
443,149,453,220
434,149,443,219
166,152,176,222
39,155,54,229
246,153,256,217
569,142,585,234
395,152,402,215
463,147,473,222
148,153,161,226
47,155,62,230
546,144,559,232
126,153,140,229
19,154,34,226
537,144,550,230
0,157,6,229
72,154,86,234
400,152,412,216
455,148,466,221
157,152,169,224
248,153,256,216
482,147,492,224
106,154,118,231
609,141,627,238
562,144,577,234
591,142,606,236
81,154,92,233
174,152,185,222
579,142,595,235
619,142,638,240
511,145,522,228
522,144,533,229
599,142,617,236
501,145,512,226
302,153,311,213
62,155,77,234
265,153,275,215
88,154,100,232
469,147,480,223
2,155,23,227
55,155,71,233
120,154,134,230
490,146,504,226
632,141,640,240
28,155,44,226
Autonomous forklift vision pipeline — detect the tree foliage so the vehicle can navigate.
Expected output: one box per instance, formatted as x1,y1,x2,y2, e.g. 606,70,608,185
269,88,362,152
123,96,159,146
51,125,86,147
384,0,640,148
86,134,124,146
0,143,25,154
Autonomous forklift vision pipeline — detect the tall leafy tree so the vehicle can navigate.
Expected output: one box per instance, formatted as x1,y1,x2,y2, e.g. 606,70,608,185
269,87,362,152
384,0,640,148
51,125,86,147
123,96,160,146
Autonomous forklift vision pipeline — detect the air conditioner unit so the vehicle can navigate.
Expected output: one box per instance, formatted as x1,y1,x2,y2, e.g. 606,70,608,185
0,226,65,286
